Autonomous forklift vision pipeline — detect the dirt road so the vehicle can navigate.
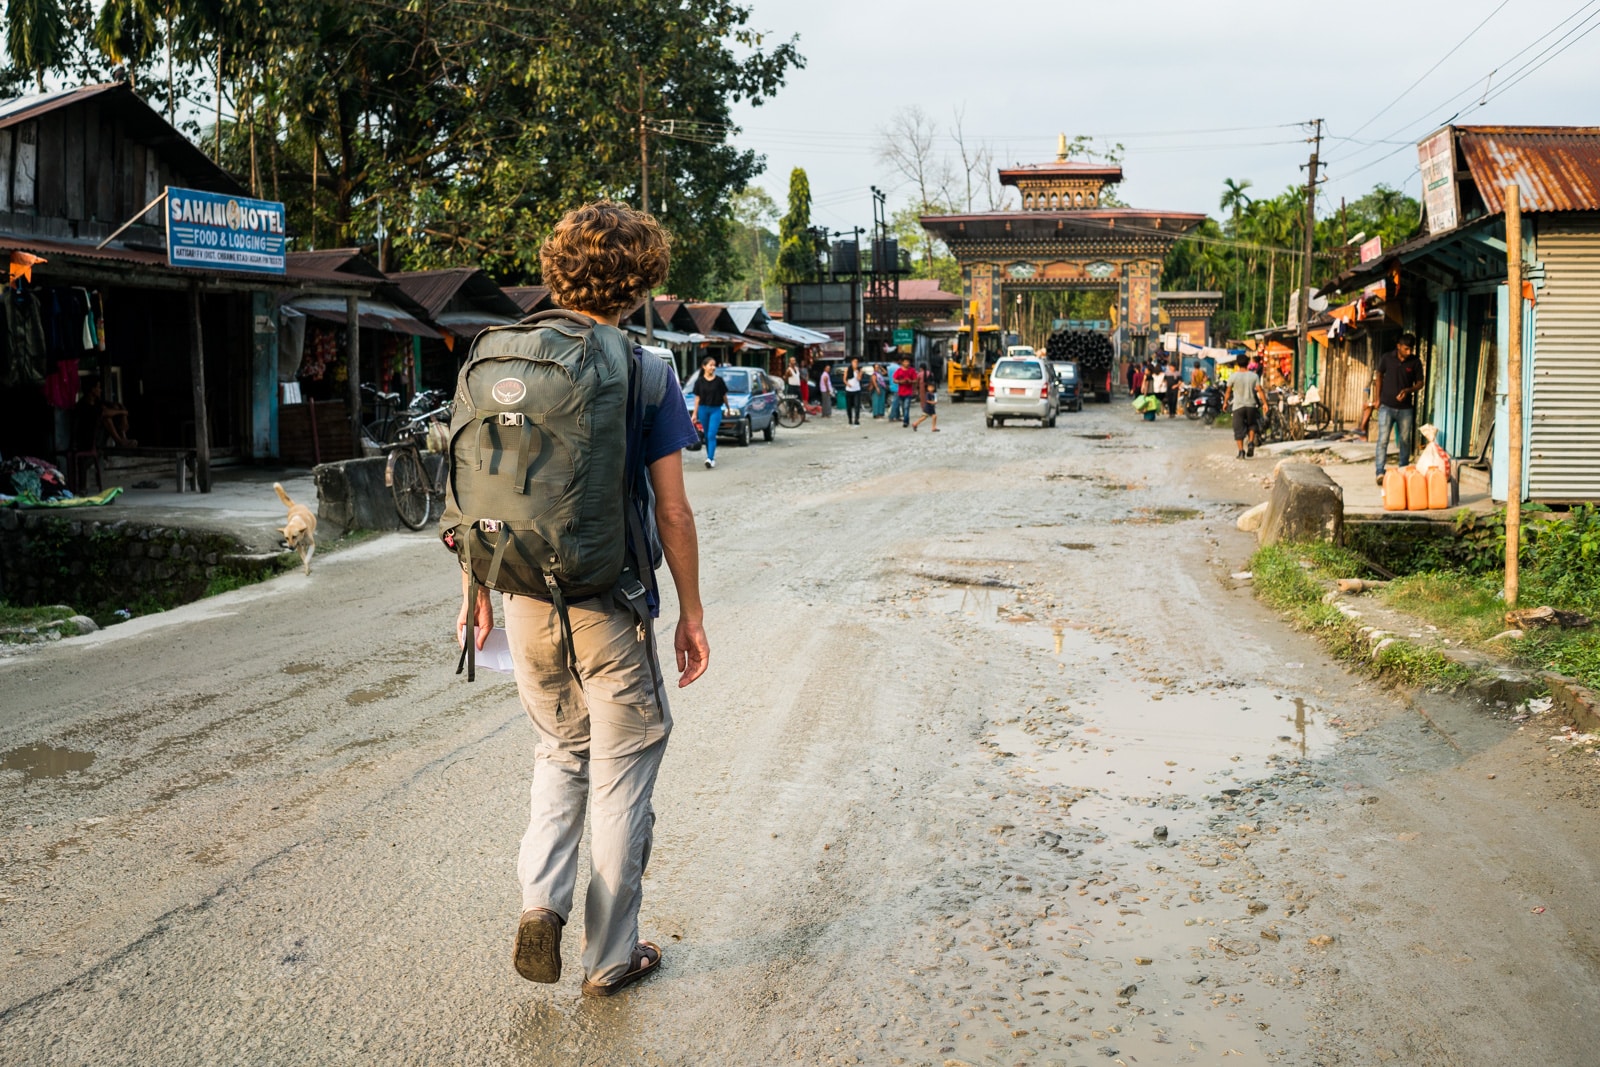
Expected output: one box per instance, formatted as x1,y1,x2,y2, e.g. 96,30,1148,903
4,401,1599,1066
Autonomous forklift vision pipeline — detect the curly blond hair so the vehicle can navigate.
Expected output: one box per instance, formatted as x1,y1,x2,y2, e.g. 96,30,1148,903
539,201,671,316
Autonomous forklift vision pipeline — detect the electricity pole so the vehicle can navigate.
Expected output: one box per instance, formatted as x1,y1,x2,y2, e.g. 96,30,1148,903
1295,118,1322,392
637,67,655,345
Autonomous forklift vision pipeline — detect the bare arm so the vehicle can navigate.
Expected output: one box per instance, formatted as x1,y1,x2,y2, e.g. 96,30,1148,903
649,451,708,687
459,568,493,650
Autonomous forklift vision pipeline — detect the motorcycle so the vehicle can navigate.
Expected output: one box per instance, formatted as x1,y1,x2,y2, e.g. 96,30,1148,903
1184,384,1224,421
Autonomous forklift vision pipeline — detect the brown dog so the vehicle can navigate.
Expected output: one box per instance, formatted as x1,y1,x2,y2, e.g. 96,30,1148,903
274,482,317,575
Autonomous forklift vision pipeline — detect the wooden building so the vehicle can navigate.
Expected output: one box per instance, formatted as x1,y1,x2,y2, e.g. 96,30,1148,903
0,83,372,489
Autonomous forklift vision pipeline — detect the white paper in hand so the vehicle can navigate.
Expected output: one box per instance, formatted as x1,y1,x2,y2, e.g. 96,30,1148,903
459,625,517,674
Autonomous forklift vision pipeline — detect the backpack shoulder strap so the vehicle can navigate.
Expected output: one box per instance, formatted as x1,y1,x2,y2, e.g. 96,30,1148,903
514,308,600,330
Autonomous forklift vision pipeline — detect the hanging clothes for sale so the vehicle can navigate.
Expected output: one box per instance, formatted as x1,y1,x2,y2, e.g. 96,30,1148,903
3,284,47,387
41,358,79,409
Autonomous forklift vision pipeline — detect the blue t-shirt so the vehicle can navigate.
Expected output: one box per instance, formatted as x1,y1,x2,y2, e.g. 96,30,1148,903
630,348,699,614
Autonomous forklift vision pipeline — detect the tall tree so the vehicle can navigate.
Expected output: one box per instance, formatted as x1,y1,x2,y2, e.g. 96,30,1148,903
772,166,815,286
6,0,68,88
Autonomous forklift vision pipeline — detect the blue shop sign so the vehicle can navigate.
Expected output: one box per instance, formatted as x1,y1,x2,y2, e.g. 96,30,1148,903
166,187,287,274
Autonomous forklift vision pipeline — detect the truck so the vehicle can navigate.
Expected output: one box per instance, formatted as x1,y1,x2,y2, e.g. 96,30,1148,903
947,301,1004,401
1044,328,1117,402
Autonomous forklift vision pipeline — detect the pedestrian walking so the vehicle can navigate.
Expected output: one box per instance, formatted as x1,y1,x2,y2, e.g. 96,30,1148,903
911,366,939,432
844,358,863,424
1370,331,1424,486
892,357,918,427
1162,362,1181,418
689,355,728,468
817,363,835,417
454,199,708,999
871,364,889,418
1226,355,1266,458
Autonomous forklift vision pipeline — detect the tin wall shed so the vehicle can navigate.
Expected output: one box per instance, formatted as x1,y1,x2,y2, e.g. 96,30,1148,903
1526,217,1600,501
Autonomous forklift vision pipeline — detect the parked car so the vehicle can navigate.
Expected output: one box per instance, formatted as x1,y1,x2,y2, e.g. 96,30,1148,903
986,356,1059,427
1049,360,1083,413
682,365,779,445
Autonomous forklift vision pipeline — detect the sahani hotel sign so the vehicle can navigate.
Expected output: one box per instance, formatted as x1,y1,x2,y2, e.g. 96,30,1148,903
166,186,287,274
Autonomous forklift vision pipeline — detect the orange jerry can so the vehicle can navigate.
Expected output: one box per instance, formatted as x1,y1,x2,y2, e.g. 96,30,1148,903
1427,467,1450,509
1383,469,1408,511
1404,467,1429,510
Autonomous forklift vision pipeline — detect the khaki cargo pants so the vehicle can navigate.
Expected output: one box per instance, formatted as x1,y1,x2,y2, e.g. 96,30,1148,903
504,593,671,986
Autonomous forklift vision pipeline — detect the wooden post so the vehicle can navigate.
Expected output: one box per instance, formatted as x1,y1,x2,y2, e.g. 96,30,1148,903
1505,184,1523,609
346,293,362,457
188,281,212,493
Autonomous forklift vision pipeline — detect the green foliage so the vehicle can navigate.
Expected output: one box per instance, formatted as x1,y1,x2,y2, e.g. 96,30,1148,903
1248,542,1478,691
772,166,816,286
15,1,804,298
1162,177,1422,339
714,185,780,305
6,0,69,87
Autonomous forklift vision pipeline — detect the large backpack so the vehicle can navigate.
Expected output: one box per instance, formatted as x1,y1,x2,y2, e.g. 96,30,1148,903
439,310,655,686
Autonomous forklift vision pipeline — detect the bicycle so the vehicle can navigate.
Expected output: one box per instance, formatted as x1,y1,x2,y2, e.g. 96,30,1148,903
383,403,451,530
776,394,807,428
360,384,405,446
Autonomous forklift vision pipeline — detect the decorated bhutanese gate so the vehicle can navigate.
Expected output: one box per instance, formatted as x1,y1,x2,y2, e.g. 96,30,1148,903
920,145,1205,363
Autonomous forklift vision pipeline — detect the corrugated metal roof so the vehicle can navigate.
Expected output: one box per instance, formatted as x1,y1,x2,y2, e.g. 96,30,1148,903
756,320,831,346
1458,126,1600,214
286,295,442,338
0,234,367,287
897,279,960,303
388,268,522,319
0,82,245,196
287,249,388,279
503,285,553,313
721,300,767,333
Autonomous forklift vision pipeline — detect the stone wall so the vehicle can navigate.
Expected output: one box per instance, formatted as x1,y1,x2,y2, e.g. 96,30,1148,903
0,509,285,613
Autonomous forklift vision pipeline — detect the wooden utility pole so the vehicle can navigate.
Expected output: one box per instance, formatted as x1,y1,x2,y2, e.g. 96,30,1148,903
188,282,212,493
1295,119,1322,391
347,294,362,458
637,67,655,345
1505,184,1524,608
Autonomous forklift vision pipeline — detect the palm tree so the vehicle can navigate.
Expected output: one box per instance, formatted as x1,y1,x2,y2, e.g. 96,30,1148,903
6,0,68,90
93,0,161,88
1220,178,1252,232
1220,178,1252,313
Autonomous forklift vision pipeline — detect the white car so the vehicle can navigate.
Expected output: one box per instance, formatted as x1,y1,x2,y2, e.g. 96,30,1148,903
986,356,1059,428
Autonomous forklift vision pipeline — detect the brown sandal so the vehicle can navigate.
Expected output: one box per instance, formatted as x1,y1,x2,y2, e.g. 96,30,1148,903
513,907,564,983
580,941,662,998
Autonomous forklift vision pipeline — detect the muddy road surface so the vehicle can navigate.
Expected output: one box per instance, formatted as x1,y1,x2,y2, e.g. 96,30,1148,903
4,402,1600,1066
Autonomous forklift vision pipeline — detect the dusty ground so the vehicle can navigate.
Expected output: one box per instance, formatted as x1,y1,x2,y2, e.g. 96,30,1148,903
3,400,1599,1066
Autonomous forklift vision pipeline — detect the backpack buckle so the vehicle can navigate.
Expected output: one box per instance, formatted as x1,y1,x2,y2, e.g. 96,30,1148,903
480,519,501,532
497,412,525,426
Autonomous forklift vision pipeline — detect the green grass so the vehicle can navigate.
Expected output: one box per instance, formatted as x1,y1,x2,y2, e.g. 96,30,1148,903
0,602,79,643
1249,543,1480,691
1374,565,1600,692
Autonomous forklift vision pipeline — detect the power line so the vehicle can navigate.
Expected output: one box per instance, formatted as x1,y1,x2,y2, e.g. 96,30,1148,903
1343,0,1510,140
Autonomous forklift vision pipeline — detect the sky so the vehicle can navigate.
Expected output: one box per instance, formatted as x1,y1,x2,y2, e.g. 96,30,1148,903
722,0,1600,231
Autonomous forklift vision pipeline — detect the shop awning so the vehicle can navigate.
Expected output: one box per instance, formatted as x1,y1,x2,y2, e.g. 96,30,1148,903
758,319,832,346
709,331,770,351
286,295,441,339
625,325,703,345
434,310,517,340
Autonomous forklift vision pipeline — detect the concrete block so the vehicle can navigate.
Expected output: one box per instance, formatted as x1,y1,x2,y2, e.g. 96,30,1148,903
314,456,403,536
1259,462,1344,546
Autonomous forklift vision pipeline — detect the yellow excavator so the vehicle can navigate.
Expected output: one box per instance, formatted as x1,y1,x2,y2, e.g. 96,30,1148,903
948,300,1004,401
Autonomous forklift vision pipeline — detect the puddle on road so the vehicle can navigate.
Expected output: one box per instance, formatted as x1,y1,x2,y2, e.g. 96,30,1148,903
282,662,322,675
1114,506,1204,525
345,673,416,706
1,743,96,780
987,688,1333,830
1058,542,1095,551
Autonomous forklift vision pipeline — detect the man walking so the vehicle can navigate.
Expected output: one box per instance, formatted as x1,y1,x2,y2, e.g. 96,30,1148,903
1226,355,1266,458
892,357,919,427
457,201,709,998
1371,331,1424,486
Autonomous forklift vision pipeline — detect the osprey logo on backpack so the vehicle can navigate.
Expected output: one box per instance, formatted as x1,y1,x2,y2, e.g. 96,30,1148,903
491,377,527,405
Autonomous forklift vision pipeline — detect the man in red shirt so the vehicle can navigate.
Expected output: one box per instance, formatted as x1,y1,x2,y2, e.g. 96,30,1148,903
891,357,919,427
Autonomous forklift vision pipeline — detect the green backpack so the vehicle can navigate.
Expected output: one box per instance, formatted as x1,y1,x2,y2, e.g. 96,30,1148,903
440,310,654,683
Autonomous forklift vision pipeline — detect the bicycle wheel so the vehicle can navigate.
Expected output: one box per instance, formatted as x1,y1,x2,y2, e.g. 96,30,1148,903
777,398,805,429
1303,401,1330,433
391,448,431,530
